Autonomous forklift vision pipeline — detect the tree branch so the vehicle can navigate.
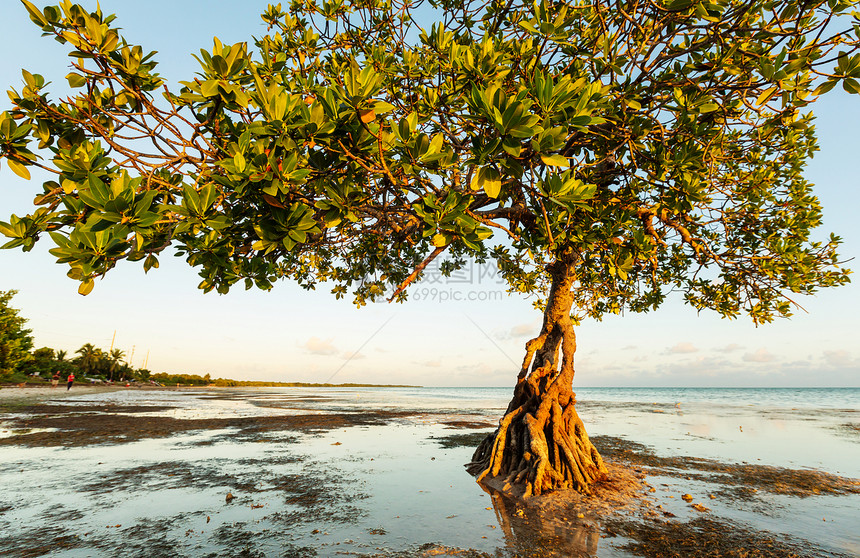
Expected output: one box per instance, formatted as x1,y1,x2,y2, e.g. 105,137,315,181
387,245,446,302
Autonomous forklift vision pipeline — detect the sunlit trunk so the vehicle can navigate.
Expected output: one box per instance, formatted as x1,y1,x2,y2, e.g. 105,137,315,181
467,258,607,496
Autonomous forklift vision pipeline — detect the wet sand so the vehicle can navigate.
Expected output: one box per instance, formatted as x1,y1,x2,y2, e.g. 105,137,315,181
0,384,127,402
0,386,857,557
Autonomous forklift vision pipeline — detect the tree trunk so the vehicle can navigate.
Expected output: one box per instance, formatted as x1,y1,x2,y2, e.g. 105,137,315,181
467,257,608,497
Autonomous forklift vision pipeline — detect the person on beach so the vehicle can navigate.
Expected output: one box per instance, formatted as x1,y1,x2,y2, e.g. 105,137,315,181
66,372,75,391
51,372,60,388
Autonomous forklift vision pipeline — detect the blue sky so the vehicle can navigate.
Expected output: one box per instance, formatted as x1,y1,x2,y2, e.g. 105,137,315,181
1,1,858,387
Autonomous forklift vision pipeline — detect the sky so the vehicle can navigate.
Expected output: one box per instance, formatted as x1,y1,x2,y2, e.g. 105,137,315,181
0,0,858,387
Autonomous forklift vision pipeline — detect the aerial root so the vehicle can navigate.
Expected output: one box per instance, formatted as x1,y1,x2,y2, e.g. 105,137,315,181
469,392,607,497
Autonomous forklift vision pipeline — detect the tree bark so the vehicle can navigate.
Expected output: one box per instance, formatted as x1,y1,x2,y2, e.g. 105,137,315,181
467,257,608,497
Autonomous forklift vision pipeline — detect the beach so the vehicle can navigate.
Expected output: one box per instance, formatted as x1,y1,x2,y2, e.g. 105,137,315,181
0,385,857,557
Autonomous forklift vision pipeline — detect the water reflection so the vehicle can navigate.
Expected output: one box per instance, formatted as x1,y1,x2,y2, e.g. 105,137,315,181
483,484,601,558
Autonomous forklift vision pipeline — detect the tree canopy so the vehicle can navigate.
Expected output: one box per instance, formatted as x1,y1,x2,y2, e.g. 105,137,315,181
0,290,34,376
1,0,857,324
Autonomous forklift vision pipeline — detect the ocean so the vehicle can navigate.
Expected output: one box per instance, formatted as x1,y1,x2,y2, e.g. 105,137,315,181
276,385,860,409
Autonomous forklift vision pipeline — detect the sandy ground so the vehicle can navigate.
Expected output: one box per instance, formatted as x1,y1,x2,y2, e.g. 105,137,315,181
0,384,128,401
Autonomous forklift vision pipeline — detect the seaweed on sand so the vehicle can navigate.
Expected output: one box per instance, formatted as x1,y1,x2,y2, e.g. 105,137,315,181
0,527,88,558
591,435,860,497
604,516,854,558
0,408,418,447
431,431,495,449
76,460,261,494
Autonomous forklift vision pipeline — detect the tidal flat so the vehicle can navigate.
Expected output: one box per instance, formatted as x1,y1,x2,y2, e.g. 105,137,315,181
0,386,857,557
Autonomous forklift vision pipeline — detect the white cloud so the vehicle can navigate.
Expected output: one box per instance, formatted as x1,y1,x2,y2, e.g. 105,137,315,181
303,337,338,356
661,356,731,377
507,321,539,338
822,350,854,367
720,343,743,353
743,348,775,363
784,359,812,369
341,351,366,361
416,359,442,368
466,363,498,377
667,342,699,354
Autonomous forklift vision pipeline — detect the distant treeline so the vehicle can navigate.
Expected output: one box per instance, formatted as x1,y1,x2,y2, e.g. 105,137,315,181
149,373,413,388
1,291,416,388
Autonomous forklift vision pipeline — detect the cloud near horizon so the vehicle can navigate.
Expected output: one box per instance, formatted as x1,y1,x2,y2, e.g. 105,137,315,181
742,348,776,363
493,320,539,340
822,349,857,368
416,359,442,367
340,350,366,361
666,342,699,354
303,337,338,356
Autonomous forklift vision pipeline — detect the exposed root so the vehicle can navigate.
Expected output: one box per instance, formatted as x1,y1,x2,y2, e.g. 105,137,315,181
467,256,608,497
467,384,607,497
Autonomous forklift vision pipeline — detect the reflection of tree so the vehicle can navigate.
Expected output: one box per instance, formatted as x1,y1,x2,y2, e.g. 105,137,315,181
482,485,601,557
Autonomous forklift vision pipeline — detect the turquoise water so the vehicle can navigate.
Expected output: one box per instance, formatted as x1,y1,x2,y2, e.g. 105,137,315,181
247,385,859,476
275,386,859,411
576,386,860,408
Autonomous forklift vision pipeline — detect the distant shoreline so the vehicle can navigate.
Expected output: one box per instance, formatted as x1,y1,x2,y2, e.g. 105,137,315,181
0,382,419,399
195,381,420,388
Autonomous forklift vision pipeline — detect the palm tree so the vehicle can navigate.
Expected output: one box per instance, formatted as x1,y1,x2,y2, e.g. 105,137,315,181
56,350,67,362
108,348,125,381
75,343,99,376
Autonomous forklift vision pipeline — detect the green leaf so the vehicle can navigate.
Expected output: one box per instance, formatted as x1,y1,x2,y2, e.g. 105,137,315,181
518,20,538,33
21,0,49,26
813,80,838,96
372,100,396,114
78,279,94,296
427,133,444,155
0,220,21,238
667,0,693,11
508,125,534,138
756,86,778,106
432,233,450,247
471,166,502,198
200,80,220,97
842,78,860,94
234,152,246,172
502,139,522,157
406,112,418,133
540,154,569,167
66,72,87,88
22,69,36,88
144,254,159,273
0,116,13,137
7,159,31,180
